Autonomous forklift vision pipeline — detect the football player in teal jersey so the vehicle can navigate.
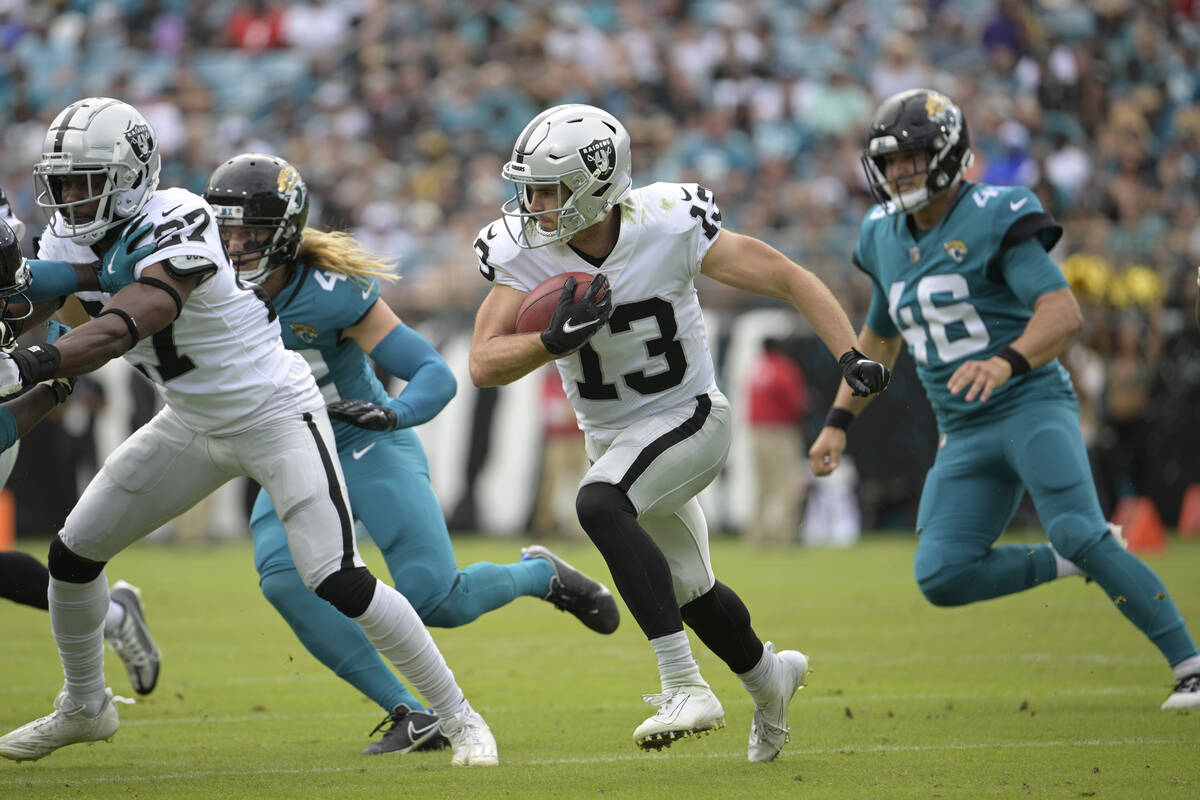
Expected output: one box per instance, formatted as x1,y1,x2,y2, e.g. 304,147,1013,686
810,89,1200,710
202,154,620,754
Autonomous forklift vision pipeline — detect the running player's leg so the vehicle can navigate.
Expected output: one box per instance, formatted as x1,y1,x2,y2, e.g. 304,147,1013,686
345,433,551,626
1013,402,1200,689
250,489,424,715
242,410,495,763
913,425,1056,606
0,551,49,609
52,409,226,713
0,410,226,761
577,393,743,748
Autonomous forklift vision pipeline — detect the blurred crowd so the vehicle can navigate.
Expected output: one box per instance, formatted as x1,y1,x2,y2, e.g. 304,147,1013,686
2,0,1199,529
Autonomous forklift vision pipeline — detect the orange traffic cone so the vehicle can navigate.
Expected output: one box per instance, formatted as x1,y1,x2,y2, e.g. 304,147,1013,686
1111,496,1167,554
0,488,14,551
1178,484,1200,540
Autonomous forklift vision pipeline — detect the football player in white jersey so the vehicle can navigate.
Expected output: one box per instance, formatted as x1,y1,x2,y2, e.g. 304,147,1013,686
0,98,497,767
0,208,163,701
469,104,891,761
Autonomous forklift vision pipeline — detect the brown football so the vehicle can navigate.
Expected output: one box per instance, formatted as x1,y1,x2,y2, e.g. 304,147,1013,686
515,271,598,334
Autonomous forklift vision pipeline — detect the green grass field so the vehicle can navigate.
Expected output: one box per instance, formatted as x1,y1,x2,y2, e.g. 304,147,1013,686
2,533,1198,799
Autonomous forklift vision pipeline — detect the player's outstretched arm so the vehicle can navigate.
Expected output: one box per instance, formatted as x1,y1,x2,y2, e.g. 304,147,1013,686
0,378,73,448
701,230,860,357
701,229,891,396
810,326,902,477
333,298,457,430
469,283,559,387
0,263,199,394
946,286,1082,403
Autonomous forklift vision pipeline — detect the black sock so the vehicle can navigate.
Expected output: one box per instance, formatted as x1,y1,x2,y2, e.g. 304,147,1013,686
681,581,764,674
575,482,683,639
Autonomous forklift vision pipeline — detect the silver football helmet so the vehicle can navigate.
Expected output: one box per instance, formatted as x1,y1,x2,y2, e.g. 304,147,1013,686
34,97,161,245
501,104,632,248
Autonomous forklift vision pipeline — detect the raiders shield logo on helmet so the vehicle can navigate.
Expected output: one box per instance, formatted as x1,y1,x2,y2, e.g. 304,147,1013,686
578,138,616,181
124,123,155,163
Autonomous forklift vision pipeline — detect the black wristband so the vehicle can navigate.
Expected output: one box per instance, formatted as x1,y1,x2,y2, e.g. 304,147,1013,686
11,343,61,384
824,407,856,432
996,346,1031,377
98,308,141,344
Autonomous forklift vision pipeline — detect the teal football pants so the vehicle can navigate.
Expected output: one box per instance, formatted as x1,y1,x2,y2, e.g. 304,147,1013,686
251,427,552,712
913,399,1196,667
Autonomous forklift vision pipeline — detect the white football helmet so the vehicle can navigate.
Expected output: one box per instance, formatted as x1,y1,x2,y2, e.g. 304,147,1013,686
501,104,632,248
33,97,161,245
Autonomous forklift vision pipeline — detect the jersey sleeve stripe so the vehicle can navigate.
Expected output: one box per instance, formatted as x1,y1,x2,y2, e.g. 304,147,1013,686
985,211,1063,283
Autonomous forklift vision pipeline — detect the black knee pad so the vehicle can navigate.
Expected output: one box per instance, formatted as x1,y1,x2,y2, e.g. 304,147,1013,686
47,535,106,584
575,482,635,535
315,566,377,618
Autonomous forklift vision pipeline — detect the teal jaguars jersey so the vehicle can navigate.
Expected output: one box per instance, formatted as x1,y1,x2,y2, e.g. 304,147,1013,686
273,262,385,447
855,181,1076,432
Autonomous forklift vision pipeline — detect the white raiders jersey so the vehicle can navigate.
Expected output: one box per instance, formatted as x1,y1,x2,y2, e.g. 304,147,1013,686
475,182,722,442
38,187,323,434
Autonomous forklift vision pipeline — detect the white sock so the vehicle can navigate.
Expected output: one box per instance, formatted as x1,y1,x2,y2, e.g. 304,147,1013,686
737,644,778,706
352,580,466,719
1050,545,1081,578
103,599,125,636
650,630,705,691
49,573,110,715
1172,654,1200,681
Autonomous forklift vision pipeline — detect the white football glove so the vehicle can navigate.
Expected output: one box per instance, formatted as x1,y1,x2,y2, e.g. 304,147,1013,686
0,355,22,398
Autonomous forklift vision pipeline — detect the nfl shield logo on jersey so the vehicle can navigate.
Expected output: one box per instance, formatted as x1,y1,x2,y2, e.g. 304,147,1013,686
578,138,616,181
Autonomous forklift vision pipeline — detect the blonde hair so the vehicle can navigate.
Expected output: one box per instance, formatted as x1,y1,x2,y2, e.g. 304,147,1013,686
296,228,397,286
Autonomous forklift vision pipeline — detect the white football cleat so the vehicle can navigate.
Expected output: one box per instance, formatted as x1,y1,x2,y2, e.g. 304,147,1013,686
0,688,119,762
748,642,809,762
633,684,725,751
1162,673,1200,710
441,706,498,767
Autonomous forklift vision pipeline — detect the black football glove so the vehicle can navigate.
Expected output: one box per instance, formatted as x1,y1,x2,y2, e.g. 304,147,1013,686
39,376,76,404
540,274,612,356
327,399,398,431
838,347,891,397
